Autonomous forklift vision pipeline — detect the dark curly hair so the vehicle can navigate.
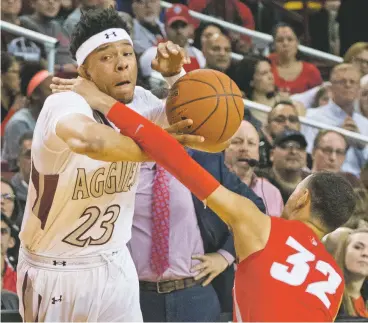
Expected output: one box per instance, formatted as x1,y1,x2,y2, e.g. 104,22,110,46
70,7,129,60
306,172,356,232
227,55,272,98
193,22,229,51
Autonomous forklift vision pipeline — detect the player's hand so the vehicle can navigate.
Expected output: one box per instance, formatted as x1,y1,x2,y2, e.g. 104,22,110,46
342,116,365,149
151,41,191,77
50,77,116,114
191,253,229,286
165,119,205,145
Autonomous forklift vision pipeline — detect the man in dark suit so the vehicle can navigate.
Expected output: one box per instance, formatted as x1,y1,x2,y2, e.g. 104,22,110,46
190,149,266,317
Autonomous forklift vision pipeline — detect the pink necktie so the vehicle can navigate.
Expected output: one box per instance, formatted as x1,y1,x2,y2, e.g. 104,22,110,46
150,164,170,276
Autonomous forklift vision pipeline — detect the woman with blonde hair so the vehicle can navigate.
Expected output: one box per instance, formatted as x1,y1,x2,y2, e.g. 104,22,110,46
344,42,368,76
324,228,368,318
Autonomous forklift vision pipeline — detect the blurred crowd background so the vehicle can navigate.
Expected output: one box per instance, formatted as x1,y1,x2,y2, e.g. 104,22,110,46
1,0,367,321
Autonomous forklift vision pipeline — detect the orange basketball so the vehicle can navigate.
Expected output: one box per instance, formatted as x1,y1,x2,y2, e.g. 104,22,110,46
165,69,244,144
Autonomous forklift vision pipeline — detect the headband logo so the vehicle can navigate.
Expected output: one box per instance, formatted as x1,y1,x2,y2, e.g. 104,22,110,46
105,31,117,39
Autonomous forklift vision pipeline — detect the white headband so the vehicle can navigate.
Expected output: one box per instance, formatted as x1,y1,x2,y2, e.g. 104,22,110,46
75,28,133,66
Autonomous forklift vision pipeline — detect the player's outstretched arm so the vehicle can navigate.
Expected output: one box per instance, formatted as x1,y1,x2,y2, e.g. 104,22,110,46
56,113,151,162
206,186,271,261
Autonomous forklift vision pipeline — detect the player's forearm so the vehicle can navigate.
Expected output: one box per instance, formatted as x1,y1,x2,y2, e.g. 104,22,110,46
65,122,151,162
105,102,220,201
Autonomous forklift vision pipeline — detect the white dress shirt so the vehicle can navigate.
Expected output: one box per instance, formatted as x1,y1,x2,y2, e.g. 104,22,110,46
301,99,368,177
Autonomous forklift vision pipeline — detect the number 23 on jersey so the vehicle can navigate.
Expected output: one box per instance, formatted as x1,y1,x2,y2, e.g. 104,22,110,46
270,236,342,309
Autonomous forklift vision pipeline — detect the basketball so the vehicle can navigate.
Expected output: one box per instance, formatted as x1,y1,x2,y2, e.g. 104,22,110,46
165,69,244,144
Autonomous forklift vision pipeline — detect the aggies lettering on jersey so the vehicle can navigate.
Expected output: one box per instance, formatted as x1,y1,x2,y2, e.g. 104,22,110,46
20,88,167,256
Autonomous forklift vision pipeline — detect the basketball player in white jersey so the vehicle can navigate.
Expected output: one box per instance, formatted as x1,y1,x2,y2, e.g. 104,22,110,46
17,7,217,322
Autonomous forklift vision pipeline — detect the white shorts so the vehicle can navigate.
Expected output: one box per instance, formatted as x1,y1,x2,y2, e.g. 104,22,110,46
16,247,143,322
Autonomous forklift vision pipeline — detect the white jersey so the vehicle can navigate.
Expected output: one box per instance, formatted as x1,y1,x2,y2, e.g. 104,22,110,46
20,87,167,257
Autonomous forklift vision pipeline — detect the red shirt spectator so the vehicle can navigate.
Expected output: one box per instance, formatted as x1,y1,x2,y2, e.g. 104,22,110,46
2,260,17,293
188,0,254,51
189,0,254,29
269,23,323,94
269,53,323,94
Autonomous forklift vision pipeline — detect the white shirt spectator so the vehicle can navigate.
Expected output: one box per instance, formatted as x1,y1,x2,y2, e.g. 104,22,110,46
301,99,368,177
133,19,166,55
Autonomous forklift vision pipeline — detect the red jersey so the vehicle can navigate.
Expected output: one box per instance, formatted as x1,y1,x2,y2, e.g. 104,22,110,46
233,217,344,322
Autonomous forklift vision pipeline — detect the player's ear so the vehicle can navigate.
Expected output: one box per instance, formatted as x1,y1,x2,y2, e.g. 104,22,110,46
270,149,274,162
295,188,311,210
78,65,91,80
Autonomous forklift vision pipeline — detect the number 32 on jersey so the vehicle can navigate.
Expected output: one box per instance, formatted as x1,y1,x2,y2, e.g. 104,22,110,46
270,236,342,309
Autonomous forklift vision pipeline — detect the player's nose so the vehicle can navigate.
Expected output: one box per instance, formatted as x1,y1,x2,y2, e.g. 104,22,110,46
116,56,129,72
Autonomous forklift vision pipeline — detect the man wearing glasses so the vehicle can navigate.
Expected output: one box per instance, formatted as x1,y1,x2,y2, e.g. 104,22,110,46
259,100,301,168
257,130,309,203
311,130,348,173
302,63,368,177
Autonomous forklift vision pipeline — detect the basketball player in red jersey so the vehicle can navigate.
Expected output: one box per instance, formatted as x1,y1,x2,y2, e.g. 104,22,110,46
51,25,357,323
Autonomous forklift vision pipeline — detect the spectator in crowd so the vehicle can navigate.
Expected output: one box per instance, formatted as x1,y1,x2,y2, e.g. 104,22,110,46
311,85,332,108
1,0,22,48
302,63,368,177
344,42,368,77
118,11,134,36
139,4,205,78
325,228,368,318
56,0,74,23
2,63,52,171
131,0,165,56
64,0,103,37
188,0,254,54
1,178,22,230
225,120,284,217
269,23,323,94
192,22,227,52
1,52,23,133
257,130,308,203
2,0,41,62
10,132,33,213
130,150,265,321
20,0,77,74
258,100,301,168
1,0,21,25
311,130,348,174
229,56,285,124
202,33,232,74
359,75,368,118
1,213,17,293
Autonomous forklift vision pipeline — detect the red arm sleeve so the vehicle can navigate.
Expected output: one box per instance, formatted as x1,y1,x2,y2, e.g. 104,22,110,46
107,102,220,201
